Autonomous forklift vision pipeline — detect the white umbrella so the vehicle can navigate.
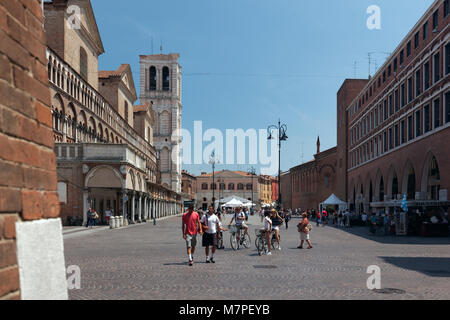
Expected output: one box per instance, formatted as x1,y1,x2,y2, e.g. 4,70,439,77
221,198,244,208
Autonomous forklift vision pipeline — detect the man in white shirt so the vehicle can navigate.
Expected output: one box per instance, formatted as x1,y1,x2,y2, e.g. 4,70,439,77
201,205,222,263
228,206,249,237
361,212,368,226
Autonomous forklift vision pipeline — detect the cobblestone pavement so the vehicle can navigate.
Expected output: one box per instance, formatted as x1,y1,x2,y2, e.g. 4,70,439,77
64,214,450,300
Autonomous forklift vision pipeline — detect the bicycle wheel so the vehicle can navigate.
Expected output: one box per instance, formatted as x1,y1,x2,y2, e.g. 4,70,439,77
230,233,238,251
256,237,265,256
242,233,251,249
272,234,280,250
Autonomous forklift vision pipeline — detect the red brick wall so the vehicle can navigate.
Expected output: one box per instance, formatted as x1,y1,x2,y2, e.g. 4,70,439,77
0,0,60,300
336,79,369,203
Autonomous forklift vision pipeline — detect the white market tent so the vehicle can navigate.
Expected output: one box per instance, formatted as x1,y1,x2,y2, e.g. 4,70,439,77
215,195,251,209
320,194,347,212
221,198,244,208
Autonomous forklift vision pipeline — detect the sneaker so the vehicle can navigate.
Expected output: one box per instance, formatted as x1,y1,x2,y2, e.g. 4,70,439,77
206,257,210,263
278,246,281,251
189,260,193,266
266,252,272,256
210,257,215,264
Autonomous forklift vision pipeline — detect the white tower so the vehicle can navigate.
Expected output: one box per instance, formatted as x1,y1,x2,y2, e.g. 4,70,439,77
140,53,182,193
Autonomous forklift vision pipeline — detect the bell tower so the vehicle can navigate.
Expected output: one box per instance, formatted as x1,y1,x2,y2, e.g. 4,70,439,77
139,53,182,193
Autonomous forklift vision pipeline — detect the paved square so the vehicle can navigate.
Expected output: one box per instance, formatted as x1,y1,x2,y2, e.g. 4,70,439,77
64,215,450,300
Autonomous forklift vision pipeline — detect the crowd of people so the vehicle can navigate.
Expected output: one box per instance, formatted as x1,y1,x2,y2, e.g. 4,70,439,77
181,205,313,266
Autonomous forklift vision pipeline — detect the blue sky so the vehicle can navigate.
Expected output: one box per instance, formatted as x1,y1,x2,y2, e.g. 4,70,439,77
92,0,434,176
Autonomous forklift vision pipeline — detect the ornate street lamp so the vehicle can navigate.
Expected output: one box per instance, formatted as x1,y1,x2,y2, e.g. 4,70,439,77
248,166,256,211
267,120,288,210
209,151,220,207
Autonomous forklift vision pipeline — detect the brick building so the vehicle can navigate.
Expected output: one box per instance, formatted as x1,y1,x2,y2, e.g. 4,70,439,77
285,138,338,211
196,170,259,210
44,0,182,226
181,170,197,209
344,0,450,221
0,0,67,299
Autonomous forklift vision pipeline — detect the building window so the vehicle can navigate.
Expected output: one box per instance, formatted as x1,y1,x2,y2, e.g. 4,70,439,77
246,183,252,190
433,99,440,129
388,128,392,150
446,91,450,123
394,89,399,112
237,183,244,190
401,120,406,144
416,110,422,137
383,131,387,153
211,183,217,190
407,77,413,103
383,100,387,120
434,52,440,83
383,71,386,83
202,183,208,190
394,124,399,147
445,0,449,17
389,95,393,117
407,41,411,56
445,43,450,75
408,115,413,141
124,101,128,123
162,66,170,91
79,47,88,80
432,9,438,30
228,183,235,190
149,66,157,90
400,50,404,65
423,21,428,40
424,105,431,133
415,69,421,97
414,32,420,49
388,64,391,77
424,61,430,90
401,83,405,107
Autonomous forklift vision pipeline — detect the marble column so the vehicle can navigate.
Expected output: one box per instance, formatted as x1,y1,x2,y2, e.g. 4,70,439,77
138,193,142,222
82,188,89,226
131,192,136,224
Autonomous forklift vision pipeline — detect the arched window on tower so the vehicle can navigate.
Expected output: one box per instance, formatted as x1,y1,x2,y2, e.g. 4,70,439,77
149,66,157,91
80,47,88,80
162,66,170,91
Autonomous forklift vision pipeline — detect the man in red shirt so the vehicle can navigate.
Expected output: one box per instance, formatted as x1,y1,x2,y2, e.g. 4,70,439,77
182,204,202,266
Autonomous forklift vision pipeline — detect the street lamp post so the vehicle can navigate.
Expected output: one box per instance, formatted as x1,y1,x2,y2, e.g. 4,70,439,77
209,151,220,208
267,120,288,210
248,166,256,212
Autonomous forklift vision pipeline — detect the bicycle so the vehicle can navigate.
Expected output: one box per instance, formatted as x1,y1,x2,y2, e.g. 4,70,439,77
255,229,280,255
229,224,250,251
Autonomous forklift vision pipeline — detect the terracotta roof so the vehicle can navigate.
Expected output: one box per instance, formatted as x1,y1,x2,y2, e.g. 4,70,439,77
98,64,129,79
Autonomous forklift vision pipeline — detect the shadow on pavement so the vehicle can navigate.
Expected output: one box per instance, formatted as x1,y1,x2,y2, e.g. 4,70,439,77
329,225,450,245
379,257,450,277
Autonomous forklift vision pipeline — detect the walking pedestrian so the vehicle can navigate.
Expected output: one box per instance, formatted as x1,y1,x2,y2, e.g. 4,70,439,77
284,210,290,230
105,208,111,225
201,205,222,263
182,204,203,266
298,213,313,249
315,209,321,227
322,209,328,226
263,211,272,256
85,207,92,228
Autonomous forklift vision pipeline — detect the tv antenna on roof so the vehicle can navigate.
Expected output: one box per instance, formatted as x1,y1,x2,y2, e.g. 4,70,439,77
160,41,163,54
